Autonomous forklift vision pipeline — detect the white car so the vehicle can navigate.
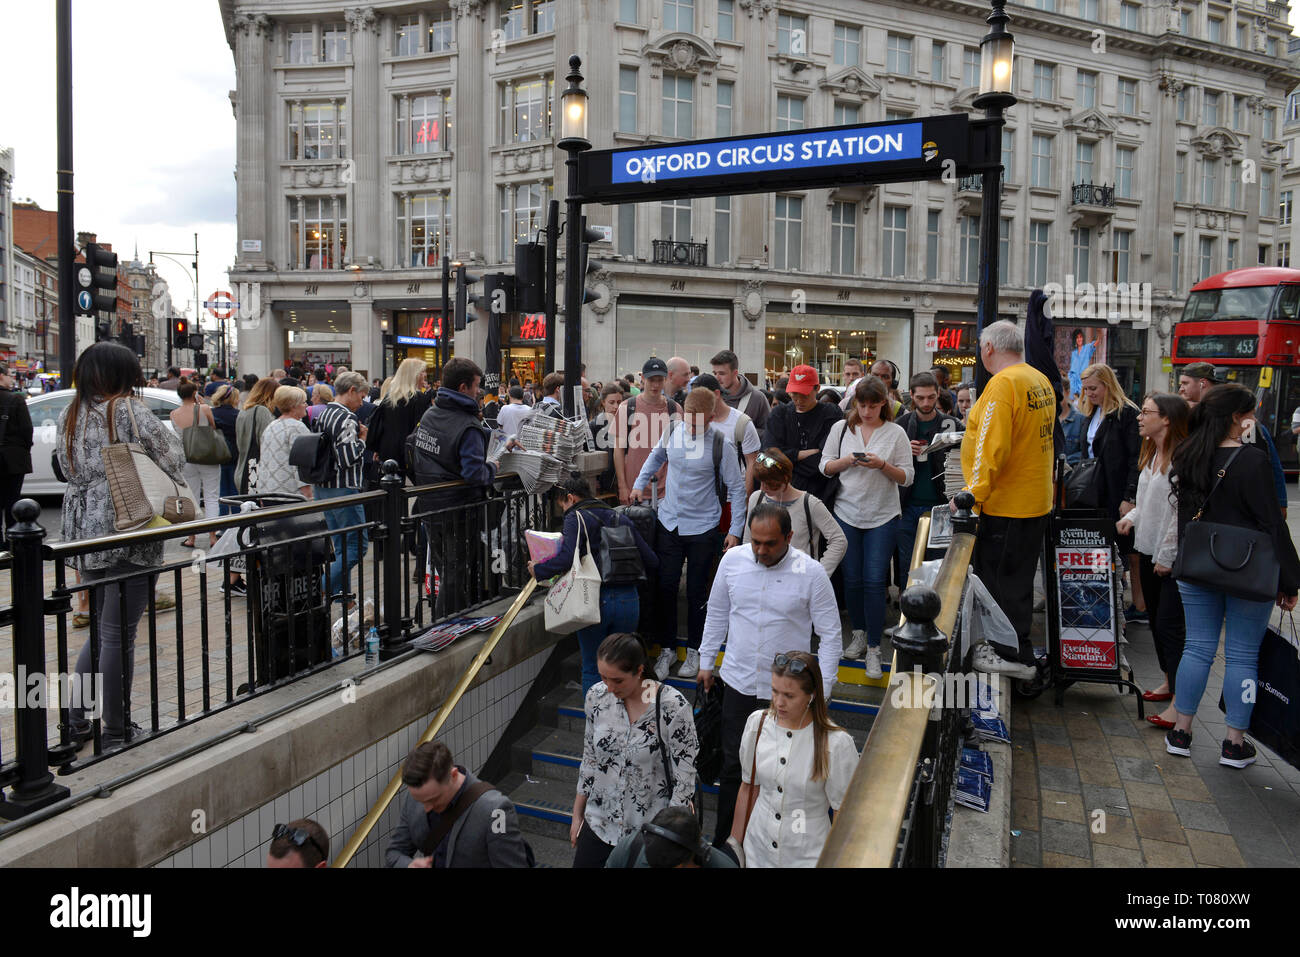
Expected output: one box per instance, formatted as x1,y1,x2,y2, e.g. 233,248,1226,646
27,388,183,496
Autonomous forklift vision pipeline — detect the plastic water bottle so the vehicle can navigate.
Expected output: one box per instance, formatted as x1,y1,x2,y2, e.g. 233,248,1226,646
365,627,380,665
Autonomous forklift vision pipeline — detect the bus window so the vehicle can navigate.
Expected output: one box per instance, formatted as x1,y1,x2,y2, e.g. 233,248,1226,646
1273,284,1300,321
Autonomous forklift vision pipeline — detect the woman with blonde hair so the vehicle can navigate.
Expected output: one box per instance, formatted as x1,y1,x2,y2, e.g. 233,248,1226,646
235,377,278,494
731,651,858,867
367,357,433,482
253,386,314,499
1078,363,1143,617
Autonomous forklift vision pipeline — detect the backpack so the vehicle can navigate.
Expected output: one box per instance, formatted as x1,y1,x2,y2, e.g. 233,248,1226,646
574,504,647,585
728,411,752,472
290,432,336,486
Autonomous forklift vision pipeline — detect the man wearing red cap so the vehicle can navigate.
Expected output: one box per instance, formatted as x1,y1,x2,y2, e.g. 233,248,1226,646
761,365,845,502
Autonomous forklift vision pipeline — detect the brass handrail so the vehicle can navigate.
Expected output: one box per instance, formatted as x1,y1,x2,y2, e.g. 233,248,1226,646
817,528,976,868
332,578,538,868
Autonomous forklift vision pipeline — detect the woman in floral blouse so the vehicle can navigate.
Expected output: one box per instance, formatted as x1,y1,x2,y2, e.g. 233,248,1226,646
573,633,699,868
58,342,187,751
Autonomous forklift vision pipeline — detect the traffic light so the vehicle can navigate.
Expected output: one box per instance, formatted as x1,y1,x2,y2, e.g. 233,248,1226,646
578,219,604,307
514,242,545,313
482,273,517,317
454,264,481,331
188,333,204,352
172,318,189,350
75,242,119,323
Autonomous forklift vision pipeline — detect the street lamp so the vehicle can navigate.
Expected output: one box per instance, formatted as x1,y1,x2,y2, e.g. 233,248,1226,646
558,54,591,417
972,0,1016,394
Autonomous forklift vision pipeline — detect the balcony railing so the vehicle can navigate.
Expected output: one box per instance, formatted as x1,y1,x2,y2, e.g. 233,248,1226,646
957,171,1006,192
1071,182,1116,207
652,238,708,267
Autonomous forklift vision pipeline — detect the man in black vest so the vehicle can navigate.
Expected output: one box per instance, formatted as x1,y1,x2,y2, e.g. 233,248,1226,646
0,364,33,545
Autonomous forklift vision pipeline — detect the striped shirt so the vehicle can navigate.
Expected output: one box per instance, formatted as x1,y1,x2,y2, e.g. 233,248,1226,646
314,402,367,489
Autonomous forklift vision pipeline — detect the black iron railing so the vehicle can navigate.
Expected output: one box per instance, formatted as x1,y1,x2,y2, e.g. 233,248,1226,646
652,238,708,266
956,171,1005,191
1072,182,1116,207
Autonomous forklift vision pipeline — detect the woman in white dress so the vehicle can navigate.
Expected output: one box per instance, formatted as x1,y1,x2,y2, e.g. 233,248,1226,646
732,651,858,868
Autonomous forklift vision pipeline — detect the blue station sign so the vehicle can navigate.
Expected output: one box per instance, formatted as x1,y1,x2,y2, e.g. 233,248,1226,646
579,113,975,203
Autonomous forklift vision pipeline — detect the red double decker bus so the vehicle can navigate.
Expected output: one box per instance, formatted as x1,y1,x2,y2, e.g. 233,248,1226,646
1172,267,1300,474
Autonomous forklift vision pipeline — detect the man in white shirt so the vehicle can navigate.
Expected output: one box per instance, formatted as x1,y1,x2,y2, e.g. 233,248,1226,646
495,386,530,437
697,502,841,849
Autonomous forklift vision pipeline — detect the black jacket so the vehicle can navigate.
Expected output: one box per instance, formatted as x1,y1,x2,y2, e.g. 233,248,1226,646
0,389,33,475
1083,404,1141,520
762,400,844,500
367,390,434,478
895,409,963,507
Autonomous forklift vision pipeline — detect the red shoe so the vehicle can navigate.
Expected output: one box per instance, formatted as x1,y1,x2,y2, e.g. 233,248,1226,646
1142,690,1173,702
1146,714,1175,730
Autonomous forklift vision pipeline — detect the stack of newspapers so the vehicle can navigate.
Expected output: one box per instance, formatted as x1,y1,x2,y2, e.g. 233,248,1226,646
517,413,586,471
495,449,563,493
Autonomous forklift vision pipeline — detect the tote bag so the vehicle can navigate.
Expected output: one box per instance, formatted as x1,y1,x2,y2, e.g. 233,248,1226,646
182,403,232,465
100,398,199,531
1218,614,1300,770
543,516,603,634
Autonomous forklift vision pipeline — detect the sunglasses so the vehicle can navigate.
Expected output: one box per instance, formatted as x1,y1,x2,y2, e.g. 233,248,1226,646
272,823,327,861
772,653,809,675
756,453,784,469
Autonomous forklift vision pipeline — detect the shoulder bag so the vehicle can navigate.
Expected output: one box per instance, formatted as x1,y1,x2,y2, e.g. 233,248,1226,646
1172,447,1279,603
182,403,232,465
1063,457,1103,510
594,513,647,585
543,515,603,633
821,423,847,511
100,398,199,531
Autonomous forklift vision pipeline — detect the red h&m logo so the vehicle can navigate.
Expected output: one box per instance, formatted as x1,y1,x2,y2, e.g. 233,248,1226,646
416,315,441,339
935,327,964,350
415,120,440,145
520,314,546,339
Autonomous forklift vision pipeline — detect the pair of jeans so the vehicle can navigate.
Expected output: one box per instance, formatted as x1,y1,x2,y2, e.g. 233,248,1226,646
313,485,369,598
655,522,720,652
1137,552,1186,689
836,515,898,647
217,462,238,516
973,512,1049,665
1174,581,1274,731
71,566,157,742
575,584,641,699
895,503,932,579
713,681,770,848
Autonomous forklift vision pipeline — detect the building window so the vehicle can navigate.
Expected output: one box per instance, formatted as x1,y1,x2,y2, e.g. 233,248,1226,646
1113,229,1131,283
717,0,734,41
1201,157,1219,206
1117,78,1137,116
1226,237,1237,272
395,17,420,57
620,0,638,22
662,73,694,138
773,195,803,270
1198,236,1215,279
1074,141,1094,183
716,81,733,136
926,210,940,280
1282,190,1294,226
1033,0,1056,10
1119,1,1139,31
931,41,946,81
834,24,860,66
396,93,451,154
1229,160,1241,209
959,215,980,283
1001,129,1014,179
1261,169,1275,218
1080,0,1099,19
429,11,454,51
1116,146,1135,199
1072,226,1091,281
962,47,980,88
1028,222,1050,288
618,67,638,132
288,196,348,270
500,183,549,260
532,0,555,33
833,103,859,126
397,192,452,268
1176,86,1189,122
885,109,911,122
500,76,553,143
1268,36,1279,57
1203,90,1220,127
831,201,856,275
1280,242,1292,268
321,22,348,61
500,2,524,40
1259,244,1271,266
288,102,348,160
1264,106,1277,140
777,14,807,55
1180,8,1192,35
714,197,731,263
287,24,313,64
1207,15,1222,44
887,34,913,75
1033,63,1056,100
880,206,908,274
664,0,695,33
618,204,636,258
1233,95,1247,131
1031,134,1054,188
661,198,691,240
776,94,805,131
999,217,1011,285
1077,70,1097,110
1172,234,1182,292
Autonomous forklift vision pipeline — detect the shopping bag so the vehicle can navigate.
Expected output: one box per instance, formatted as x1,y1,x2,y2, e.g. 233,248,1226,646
1218,613,1300,770
543,517,602,634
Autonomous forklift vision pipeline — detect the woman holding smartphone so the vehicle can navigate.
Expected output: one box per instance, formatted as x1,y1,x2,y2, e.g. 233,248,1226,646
818,375,913,678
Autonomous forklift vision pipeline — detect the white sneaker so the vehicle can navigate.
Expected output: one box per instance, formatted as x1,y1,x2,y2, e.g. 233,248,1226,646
864,646,883,680
843,630,869,659
654,648,676,681
677,648,700,678
970,642,1037,681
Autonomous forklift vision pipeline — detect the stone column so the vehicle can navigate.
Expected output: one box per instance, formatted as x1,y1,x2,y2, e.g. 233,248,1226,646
452,0,487,261
350,297,380,381
347,7,382,265
734,3,772,265
236,282,284,377
232,13,273,268
1152,76,1182,295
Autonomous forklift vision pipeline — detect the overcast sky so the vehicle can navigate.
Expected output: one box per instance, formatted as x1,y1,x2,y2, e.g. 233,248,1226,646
2,0,235,336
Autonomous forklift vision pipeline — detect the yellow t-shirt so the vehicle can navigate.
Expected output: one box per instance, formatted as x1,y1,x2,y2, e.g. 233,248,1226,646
960,363,1055,518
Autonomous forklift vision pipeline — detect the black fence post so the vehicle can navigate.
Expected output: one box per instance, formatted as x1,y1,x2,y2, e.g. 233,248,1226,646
951,490,977,537
887,586,947,676
379,460,406,658
0,499,71,819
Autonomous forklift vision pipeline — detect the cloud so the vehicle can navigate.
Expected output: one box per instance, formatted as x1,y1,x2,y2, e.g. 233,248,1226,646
121,154,236,226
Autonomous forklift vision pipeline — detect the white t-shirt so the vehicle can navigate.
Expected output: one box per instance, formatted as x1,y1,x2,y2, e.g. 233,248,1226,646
818,419,914,529
714,405,761,455
496,402,530,438
1291,406,1300,430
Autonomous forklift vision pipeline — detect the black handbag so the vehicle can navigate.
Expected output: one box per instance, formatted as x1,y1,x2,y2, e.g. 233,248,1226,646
596,520,646,585
1063,458,1103,509
1173,447,1279,603
290,432,336,486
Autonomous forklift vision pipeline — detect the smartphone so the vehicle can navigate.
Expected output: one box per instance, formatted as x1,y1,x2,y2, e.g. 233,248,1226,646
853,452,867,461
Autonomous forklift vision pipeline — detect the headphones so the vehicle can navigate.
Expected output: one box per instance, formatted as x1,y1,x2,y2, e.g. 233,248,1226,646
872,359,901,388
641,820,714,867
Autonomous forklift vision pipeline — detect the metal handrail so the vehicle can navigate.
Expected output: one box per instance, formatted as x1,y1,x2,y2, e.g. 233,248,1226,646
817,526,976,868
332,577,538,868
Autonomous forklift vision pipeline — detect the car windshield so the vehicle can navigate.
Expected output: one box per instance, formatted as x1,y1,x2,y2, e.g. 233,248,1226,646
1180,286,1275,321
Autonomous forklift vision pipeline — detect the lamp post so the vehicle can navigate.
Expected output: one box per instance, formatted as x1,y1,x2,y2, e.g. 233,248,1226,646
149,235,205,367
557,55,591,418
972,0,1016,394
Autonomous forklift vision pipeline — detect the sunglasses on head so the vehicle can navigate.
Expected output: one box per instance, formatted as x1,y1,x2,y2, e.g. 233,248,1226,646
272,823,327,861
756,453,783,469
772,653,809,675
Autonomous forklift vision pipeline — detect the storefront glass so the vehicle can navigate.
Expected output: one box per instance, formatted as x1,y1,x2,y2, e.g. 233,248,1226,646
928,317,978,387
504,312,547,389
391,310,446,377
764,311,911,389
614,301,731,380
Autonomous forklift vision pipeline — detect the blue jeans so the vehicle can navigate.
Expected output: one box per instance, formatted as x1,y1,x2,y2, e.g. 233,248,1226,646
836,515,898,647
575,584,641,699
313,485,370,598
218,463,238,516
895,503,931,577
1174,581,1274,731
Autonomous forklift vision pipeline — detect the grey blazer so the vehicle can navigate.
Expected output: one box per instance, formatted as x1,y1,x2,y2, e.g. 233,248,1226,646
385,772,530,869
